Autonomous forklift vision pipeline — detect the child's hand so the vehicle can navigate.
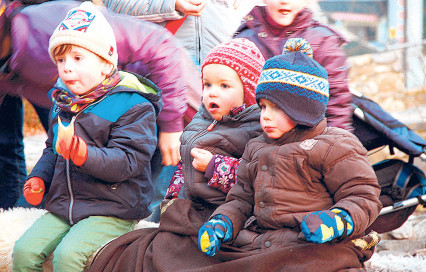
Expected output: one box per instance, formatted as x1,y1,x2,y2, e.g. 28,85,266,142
191,148,213,172
23,177,45,205
300,208,354,243
198,214,233,256
56,117,88,166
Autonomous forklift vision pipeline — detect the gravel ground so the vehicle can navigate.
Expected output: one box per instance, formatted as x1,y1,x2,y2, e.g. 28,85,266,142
24,133,47,172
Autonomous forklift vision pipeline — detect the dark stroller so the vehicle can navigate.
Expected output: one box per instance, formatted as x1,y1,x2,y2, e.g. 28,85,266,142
350,89,426,234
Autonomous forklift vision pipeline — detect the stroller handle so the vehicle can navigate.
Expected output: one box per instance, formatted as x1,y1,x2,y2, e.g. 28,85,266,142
379,194,426,215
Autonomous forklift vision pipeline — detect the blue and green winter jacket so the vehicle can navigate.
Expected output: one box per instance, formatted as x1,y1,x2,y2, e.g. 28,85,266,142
28,71,163,224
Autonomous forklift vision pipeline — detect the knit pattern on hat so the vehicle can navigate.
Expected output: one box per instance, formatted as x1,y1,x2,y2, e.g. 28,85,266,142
48,1,118,68
256,38,329,127
201,38,265,106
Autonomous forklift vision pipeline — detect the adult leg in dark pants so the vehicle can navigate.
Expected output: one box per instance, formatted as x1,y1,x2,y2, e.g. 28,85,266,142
14,101,49,208
0,95,26,209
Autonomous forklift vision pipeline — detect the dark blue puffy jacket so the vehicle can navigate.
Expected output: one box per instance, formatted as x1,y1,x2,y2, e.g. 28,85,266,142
29,71,163,223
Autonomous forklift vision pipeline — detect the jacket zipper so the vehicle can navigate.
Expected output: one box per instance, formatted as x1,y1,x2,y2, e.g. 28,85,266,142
207,120,217,131
184,119,218,193
195,16,201,66
66,159,74,225
64,114,78,225
63,96,107,225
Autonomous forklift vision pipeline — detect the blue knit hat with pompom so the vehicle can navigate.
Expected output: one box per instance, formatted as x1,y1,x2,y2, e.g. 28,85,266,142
255,38,329,127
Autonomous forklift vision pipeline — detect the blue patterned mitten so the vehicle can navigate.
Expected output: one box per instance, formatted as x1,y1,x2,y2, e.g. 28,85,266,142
198,214,233,256
301,208,354,243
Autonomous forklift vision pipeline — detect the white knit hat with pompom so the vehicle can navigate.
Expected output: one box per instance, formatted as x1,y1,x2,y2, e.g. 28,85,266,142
48,1,117,69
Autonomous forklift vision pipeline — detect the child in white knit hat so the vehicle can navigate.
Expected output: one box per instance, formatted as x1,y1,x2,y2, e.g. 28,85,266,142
12,2,163,271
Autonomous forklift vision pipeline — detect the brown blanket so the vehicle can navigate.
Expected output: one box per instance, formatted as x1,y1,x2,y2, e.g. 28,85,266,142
89,199,376,272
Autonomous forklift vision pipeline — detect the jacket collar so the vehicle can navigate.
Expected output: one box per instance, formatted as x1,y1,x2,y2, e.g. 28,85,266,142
198,103,260,123
265,118,328,145
111,71,163,118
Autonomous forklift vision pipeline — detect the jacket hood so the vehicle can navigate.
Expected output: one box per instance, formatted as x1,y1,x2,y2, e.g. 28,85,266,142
265,118,328,145
113,71,163,119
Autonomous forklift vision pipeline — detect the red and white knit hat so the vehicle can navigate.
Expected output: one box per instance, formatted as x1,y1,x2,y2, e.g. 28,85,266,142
48,1,118,69
201,38,265,106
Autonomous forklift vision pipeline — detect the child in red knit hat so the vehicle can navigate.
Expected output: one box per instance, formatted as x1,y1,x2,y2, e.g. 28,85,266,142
164,37,265,202
88,37,267,272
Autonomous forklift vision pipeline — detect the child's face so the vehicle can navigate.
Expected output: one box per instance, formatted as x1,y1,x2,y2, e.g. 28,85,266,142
55,45,113,96
259,98,296,139
202,63,244,121
264,0,308,27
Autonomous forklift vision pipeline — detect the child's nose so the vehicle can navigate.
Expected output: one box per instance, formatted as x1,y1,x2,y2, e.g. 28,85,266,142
262,108,272,120
63,61,73,72
207,86,219,97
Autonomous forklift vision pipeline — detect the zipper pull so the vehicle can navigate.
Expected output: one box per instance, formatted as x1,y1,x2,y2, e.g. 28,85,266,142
207,120,217,131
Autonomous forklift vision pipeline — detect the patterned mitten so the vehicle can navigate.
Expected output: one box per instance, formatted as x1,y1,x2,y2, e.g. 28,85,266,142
23,177,45,205
207,155,240,193
164,161,184,199
301,208,354,243
198,214,233,256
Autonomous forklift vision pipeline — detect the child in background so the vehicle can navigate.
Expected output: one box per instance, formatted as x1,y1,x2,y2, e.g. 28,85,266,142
87,38,266,272
198,38,382,271
13,2,162,271
235,0,353,131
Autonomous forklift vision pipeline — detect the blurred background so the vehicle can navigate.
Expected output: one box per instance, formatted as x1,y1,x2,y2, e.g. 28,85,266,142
316,0,425,168
23,0,426,166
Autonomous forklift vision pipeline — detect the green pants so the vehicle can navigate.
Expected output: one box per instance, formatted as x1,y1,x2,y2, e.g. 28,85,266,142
13,212,136,272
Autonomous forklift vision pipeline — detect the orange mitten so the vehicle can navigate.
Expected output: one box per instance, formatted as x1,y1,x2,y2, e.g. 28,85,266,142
23,177,45,205
69,136,88,166
56,117,88,166
56,116,75,159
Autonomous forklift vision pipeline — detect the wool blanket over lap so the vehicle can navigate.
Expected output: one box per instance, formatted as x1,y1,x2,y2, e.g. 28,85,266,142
88,199,374,272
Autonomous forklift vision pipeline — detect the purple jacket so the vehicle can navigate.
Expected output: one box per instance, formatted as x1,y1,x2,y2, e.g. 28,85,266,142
235,7,353,131
1,0,201,132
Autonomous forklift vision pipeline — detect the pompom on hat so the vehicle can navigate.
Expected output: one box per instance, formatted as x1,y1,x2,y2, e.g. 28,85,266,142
256,38,329,127
48,1,118,69
201,38,265,106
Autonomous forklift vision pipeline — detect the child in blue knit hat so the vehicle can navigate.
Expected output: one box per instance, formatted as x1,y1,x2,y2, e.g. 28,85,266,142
235,0,354,132
197,38,383,271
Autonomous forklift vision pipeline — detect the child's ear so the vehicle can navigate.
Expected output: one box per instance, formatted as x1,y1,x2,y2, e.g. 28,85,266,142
102,62,114,76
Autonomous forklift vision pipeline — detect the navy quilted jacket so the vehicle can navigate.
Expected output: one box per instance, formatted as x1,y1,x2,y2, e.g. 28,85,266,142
179,104,263,213
28,72,163,224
